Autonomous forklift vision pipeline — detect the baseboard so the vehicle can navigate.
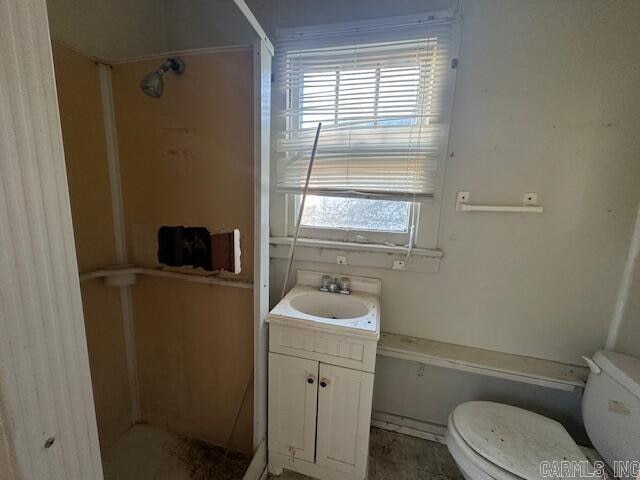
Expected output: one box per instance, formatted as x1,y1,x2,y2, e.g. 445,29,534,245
243,438,268,480
370,410,447,444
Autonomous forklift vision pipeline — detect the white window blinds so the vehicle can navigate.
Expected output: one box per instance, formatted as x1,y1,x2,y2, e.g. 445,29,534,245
275,16,454,199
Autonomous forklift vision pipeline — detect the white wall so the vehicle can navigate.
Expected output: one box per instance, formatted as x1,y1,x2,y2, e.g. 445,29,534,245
247,0,451,35
45,0,640,436
266,0,640,431
46,0,257,58
46,0,169,58
268,0,640,364
374,357,587,443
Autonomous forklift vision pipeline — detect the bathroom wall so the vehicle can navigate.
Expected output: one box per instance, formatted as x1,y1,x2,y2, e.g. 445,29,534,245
612,206,640,358
0,415,14,480
46,0,640,442
110,50,255,453
374,357,587,442
46,0,257,59
615,263,640,357
47,0,167,59
52,42,133,449
265,0,640,430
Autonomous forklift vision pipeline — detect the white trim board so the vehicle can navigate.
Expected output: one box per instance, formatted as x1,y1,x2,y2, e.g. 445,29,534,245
51,37,251,66
275,11,453,38
269,239,443,274
98,64,126,262
0,0,103,476
371,411,447,444
252,38,272,450
242,438,267,480
232,0,274,55
377,332,588,392
104,45,253,65
606,201,640,350
98,63,140,423
270,237,443,258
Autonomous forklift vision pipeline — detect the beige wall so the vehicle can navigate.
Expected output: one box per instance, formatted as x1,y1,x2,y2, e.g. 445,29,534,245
111,50,255,282
53,43,117,273
47,0,640,441
0,409,15,480
267,0,640,430
46,0,256,59
269,0,640,364
52,43,133,450
133,278,254,451
47,0,169,59
111,50,255,453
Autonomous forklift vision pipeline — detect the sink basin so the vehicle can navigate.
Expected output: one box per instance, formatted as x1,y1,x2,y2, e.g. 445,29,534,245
289,291,369,320
267,271,380,338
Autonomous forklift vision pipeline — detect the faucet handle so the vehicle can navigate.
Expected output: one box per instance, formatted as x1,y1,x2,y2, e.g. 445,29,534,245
327,279,340,293
339,277,351,295
320,275,331,292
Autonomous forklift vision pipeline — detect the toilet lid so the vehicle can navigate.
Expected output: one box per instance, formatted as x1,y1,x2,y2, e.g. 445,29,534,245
452,402,589,480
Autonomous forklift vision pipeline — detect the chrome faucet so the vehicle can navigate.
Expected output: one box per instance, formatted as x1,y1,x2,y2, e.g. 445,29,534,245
319,275,351,295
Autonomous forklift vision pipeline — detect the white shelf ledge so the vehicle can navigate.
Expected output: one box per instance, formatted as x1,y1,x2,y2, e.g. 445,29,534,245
79,265,253,290
269,237,443,258
377,332,588,391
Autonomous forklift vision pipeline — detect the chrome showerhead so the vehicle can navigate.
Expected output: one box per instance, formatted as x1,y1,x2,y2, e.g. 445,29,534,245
140,57,185,98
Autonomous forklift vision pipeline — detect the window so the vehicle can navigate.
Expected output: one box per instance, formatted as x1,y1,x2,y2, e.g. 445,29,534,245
274,15,456,246
300,195,411,233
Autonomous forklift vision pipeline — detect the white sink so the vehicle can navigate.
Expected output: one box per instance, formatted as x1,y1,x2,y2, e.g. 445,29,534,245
267,271,380,338
289,291,369,320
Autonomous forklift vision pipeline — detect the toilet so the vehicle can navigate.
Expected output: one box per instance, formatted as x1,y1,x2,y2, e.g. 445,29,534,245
446,350,640,480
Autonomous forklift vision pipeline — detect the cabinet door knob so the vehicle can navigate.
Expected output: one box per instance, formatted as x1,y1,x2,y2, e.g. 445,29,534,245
320,379,328,388
307,376,315,384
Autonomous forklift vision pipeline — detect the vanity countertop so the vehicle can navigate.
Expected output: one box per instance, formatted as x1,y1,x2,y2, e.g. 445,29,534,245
268,285,380,339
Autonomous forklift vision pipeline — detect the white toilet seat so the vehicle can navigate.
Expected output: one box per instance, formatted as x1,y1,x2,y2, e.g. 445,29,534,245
447,413,521,480
446,402,592,480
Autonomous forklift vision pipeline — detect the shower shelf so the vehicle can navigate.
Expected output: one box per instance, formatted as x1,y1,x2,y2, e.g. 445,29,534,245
79,265,253,289
377,332,588,391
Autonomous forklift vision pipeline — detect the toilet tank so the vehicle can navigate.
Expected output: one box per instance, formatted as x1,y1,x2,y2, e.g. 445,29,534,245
582,350,640,479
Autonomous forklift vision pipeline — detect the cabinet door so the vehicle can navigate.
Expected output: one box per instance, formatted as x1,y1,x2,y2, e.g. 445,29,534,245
268,353,318,462
316,363,374,477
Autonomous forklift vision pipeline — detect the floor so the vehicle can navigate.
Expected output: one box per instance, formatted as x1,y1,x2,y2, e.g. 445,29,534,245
269,427,464,480
102,425,461,480
102,424,251,480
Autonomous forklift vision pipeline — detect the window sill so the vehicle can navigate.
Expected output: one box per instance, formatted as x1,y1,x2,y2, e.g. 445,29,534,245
269,237,443,273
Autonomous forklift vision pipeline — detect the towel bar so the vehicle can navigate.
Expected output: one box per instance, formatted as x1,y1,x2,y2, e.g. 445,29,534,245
456,191,544,213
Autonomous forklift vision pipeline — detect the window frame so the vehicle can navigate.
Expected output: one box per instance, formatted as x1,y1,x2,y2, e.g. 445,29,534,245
271,12,461,252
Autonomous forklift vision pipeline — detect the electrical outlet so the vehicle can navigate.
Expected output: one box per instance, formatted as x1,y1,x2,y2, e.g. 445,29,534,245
336,255,347,265
392,260,406,270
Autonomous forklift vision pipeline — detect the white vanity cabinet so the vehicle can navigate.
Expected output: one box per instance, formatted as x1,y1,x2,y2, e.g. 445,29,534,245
267,271,381,480
268,352,374,479
315,363,374,476
268,353,318,463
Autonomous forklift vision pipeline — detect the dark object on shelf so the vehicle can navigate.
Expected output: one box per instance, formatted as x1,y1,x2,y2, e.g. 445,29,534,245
157,226,240,273
158,226,212,271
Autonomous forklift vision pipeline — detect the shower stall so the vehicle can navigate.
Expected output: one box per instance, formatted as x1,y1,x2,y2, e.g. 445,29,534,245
37,0,272,478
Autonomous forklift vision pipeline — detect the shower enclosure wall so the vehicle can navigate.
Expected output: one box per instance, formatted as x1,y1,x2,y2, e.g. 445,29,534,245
42,1,272,477
53,40,255,456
